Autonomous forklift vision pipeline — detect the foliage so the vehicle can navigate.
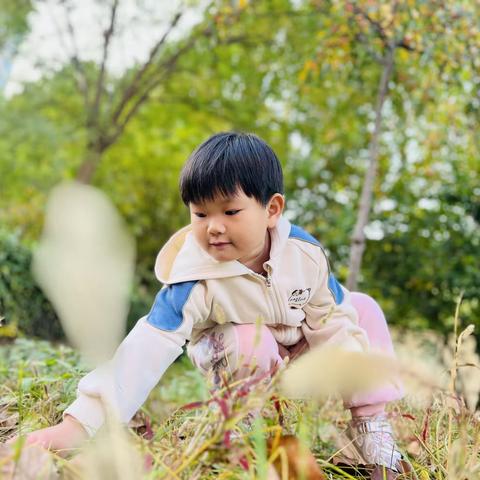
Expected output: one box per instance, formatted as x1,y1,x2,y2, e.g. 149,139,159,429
0,0,479,337
0,227,152,340
0,229,63,340
0,0,32,51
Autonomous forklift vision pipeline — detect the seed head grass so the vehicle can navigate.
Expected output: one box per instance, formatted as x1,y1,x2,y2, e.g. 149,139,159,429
0,306,479,479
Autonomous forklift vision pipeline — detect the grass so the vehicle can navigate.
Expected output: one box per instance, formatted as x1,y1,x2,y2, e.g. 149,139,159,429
0,321,479,479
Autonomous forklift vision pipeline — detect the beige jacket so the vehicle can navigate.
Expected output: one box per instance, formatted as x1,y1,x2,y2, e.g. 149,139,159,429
64,216,369,436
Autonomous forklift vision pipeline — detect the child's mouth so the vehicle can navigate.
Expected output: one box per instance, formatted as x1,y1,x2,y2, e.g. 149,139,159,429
210,242,231,249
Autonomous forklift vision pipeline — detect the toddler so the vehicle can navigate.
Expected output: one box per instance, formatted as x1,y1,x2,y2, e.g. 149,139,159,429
23,132,405,473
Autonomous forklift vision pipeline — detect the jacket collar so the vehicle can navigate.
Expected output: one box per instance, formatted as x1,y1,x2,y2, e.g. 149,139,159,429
155,216,291,284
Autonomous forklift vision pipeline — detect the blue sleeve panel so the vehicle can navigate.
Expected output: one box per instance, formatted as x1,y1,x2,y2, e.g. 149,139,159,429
147,280,198,331
328,274,345,305
289,224,321,246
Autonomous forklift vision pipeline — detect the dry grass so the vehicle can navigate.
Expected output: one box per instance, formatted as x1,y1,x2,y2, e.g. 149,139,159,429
0,305,479,479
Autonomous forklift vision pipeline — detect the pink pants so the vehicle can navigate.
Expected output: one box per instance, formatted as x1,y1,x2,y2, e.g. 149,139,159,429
187,292,404,410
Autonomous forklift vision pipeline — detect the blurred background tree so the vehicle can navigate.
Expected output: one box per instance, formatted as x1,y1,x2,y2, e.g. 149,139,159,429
0,0,478,340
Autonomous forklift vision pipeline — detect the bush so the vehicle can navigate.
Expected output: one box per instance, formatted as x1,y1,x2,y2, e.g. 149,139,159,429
0,229,63,340
0,229,157,341
126,278,156,333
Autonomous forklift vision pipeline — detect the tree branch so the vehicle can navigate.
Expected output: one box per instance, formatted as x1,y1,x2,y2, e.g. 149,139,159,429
61,0,91,109
350,3,418,58
346,42,396,290
90,0,119,126
107,22,255,146
107,26,213,147
352,4,388,45
110,10,183,126
47,0,89,108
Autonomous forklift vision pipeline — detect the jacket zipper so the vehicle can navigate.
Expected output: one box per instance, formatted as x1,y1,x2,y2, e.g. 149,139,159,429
250,269,275,322
252,265,285,325
251,267,272,288
265,264,286,325
265,268,272,287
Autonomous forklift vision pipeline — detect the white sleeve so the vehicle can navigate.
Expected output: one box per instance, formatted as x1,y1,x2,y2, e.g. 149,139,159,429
64,281,209,436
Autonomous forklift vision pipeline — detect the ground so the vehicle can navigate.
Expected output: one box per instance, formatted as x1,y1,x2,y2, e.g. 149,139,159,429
0,335,478,479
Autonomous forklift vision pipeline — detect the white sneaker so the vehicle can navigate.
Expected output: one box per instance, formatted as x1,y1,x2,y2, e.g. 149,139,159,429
345,413,404,473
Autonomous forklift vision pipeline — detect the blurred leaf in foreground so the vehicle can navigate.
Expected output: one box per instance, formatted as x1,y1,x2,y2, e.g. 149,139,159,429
32,181,135,367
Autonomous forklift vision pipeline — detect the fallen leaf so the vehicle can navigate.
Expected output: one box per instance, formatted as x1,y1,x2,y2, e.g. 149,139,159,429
0,443,59,479
267,434,326,480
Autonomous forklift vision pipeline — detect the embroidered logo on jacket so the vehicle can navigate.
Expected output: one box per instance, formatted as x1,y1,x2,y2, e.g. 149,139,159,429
288,288,311,309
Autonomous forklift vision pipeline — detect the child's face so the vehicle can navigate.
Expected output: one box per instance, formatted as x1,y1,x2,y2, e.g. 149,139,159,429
189,189,284,270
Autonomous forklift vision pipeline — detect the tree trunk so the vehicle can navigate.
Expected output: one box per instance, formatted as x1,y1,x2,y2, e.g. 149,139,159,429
76,146,104,184
346,44,395,291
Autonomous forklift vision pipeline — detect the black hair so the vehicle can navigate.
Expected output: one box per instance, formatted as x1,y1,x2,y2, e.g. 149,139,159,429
179,131,284,207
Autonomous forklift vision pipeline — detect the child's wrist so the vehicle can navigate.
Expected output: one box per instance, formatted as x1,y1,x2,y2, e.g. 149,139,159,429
63,414,89,438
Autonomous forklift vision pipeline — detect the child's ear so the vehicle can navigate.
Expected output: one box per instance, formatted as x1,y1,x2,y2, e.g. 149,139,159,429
266,193,285,228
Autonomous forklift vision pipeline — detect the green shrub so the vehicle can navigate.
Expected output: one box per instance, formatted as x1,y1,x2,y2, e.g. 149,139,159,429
0,229,63,340
0,228,157,341
126,278,155,333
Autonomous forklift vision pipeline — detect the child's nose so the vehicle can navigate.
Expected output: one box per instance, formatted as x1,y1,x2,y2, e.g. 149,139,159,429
207,219,226,235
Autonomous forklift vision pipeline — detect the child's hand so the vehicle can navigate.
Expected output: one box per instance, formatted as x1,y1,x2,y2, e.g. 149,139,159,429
8,415,89,455
278,338,308,362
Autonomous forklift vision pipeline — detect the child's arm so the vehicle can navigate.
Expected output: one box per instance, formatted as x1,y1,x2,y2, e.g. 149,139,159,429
18,415,88,454
21,281,209,450
63,315,188,436
301,249,369,352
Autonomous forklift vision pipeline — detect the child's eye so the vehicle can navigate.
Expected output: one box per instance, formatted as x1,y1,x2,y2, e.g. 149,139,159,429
225,210,241,216
194,212,206,218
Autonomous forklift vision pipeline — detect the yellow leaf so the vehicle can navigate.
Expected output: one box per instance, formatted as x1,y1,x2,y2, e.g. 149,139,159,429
298,59,318,83
419,469,430,480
